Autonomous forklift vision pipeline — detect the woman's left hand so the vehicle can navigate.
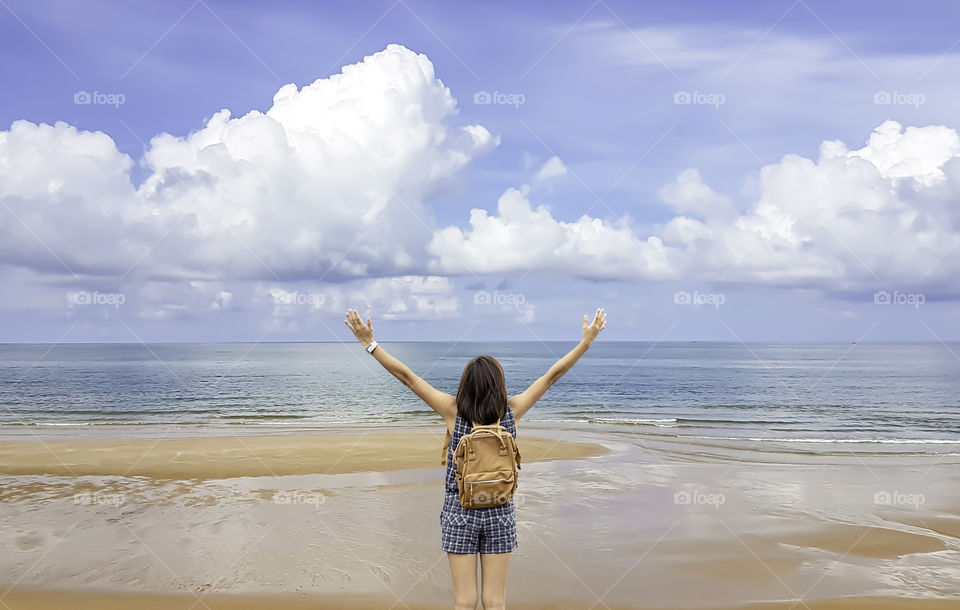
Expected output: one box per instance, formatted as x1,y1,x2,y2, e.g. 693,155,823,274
344,308,375,347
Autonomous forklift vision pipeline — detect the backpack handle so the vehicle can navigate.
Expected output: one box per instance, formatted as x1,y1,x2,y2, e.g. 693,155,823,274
469,423,509,454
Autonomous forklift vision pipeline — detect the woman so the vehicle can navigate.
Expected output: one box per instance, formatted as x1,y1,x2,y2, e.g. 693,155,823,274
344,307,607,610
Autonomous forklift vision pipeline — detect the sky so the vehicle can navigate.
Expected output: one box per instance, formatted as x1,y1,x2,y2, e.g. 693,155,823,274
1,0,960,343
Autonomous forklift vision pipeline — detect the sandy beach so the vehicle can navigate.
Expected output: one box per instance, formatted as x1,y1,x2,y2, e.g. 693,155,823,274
0,423,958,609
0,429,604,479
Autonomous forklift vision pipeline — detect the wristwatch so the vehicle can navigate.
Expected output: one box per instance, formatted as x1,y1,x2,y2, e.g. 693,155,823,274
364,340,378,354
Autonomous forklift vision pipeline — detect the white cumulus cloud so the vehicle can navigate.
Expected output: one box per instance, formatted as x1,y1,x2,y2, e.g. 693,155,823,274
427,185,673,280
0,44,494,320
429,120,960,296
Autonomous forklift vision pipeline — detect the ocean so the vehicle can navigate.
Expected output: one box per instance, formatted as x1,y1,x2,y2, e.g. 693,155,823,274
0,342,957,452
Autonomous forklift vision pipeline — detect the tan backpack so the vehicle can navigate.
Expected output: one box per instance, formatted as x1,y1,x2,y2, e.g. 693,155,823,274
442,422,521,509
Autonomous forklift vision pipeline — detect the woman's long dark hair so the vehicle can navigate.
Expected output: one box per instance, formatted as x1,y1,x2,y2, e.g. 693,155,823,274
456,355,507,425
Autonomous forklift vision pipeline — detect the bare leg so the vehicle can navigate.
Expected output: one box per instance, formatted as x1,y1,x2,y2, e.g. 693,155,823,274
479,552,511,610
448,552,478,609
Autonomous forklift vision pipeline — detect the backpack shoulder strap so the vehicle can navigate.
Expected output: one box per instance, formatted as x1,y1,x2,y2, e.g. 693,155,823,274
440,429,450,465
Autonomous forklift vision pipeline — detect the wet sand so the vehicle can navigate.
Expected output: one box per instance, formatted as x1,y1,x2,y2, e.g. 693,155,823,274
0,424,958,608
4,590,960,610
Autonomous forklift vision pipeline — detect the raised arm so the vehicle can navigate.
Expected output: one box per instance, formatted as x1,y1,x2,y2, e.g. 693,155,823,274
510,307,606,421
343,308,457,425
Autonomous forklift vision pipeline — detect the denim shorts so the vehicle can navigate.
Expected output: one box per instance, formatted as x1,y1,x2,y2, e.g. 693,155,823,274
440,492,517,554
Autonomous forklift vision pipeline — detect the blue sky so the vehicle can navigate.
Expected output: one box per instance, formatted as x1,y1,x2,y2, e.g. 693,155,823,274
1,0,959,343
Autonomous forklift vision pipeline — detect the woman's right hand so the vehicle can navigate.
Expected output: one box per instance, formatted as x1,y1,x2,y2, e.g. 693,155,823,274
344,308,375,348
582,308,606,345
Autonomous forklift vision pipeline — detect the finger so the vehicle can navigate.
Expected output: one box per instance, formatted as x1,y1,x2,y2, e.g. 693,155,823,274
366,316,372,329
583,314,588,326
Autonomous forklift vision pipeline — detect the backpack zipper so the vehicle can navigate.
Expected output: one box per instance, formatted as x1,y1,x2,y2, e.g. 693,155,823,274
466,478,510,486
